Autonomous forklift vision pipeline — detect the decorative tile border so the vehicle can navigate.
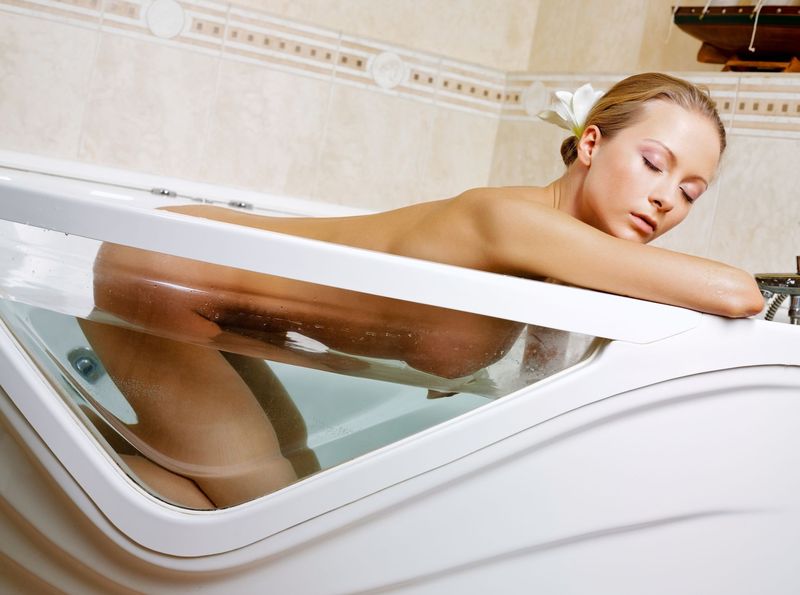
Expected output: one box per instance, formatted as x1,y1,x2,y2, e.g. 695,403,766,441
727,75,800,139
0,0,101,29
507,72,800,139
2,0,799,134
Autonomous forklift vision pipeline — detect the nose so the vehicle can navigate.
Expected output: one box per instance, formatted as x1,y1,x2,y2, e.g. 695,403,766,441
648,184,674,212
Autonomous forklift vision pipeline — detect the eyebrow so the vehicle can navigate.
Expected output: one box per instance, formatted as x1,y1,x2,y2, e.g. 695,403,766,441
644,138,709,188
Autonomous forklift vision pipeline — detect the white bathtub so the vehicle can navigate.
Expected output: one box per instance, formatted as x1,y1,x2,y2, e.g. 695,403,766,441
1,153,799,594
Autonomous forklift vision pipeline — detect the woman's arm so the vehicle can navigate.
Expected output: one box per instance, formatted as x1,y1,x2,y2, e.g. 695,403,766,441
158,193,763,318
450,188,764,318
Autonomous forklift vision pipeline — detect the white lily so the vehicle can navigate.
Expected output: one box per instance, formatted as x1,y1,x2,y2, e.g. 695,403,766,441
537,83,604,138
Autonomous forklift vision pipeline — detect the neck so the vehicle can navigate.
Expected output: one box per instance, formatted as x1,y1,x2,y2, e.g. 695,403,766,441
546,163,586,221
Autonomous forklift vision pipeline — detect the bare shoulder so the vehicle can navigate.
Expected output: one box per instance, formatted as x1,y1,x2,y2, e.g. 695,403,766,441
444,186,563,245
453,186,552,209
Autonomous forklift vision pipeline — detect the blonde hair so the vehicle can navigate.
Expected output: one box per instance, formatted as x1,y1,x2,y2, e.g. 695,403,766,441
560,72,726,166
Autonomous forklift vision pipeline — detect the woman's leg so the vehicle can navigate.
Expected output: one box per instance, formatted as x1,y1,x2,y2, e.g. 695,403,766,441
78,319,296,508
120,454,214,510
221,352,321,478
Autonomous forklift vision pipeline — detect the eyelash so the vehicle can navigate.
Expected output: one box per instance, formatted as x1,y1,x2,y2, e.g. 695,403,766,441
642,156,661,173
642,156,695,204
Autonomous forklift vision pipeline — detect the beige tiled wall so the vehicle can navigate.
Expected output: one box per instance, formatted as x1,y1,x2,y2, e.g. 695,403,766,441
707,135,800,274
313,83,434,209
233,0,541,71
527,0,720,73
419,107,498,202
1,0,798,274
489,119,565,187
637,0,719,73
0,1,507,207
80,31,219,180
0,12,98,158
200,59,333,199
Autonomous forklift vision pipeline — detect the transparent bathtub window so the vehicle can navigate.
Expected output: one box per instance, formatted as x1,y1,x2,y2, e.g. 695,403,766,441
0,218,604,510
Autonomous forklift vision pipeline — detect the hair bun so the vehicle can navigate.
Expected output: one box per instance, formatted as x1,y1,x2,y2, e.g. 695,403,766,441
560,136,579,166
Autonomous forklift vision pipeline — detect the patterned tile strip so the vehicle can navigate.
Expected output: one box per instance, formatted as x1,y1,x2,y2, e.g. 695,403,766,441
1,0,100,27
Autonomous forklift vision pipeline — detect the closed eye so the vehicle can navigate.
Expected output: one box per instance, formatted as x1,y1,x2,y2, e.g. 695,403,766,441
642,156,661,173
680,187,696,204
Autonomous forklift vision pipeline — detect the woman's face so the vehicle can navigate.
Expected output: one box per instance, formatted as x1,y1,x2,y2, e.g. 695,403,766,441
576,100,721,243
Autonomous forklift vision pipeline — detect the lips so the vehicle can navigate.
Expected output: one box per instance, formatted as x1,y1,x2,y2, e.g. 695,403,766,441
630,212,657,234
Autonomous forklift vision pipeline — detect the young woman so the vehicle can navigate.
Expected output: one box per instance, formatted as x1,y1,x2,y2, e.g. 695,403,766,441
79,73,764,509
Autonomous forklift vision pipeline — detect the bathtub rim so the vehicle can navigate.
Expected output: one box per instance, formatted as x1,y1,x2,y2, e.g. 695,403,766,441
0,151,703,345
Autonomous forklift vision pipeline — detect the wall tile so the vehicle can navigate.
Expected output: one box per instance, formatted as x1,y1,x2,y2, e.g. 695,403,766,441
233,0,539,71
489,119,565,187
637,0,719,73
199,59,332,198
0,12,98,158
527,0,720,74
433,0,539,72
528,0,649,73
708,135,800,273
526,0,578,73
79,32,219,179
314,84,435,210
418,107,499,201
731,74,800,139
568,0,647,73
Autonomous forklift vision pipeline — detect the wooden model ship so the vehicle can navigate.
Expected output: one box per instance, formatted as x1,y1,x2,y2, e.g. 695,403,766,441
674,4,800,72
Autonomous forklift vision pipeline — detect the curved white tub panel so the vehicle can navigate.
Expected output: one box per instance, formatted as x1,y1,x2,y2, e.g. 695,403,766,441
1,309,798,559
3,366,800,594
254,367,800,595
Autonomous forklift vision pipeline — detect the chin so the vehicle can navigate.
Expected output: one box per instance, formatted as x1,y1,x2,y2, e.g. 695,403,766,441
619,233,648,244
606,224,647,244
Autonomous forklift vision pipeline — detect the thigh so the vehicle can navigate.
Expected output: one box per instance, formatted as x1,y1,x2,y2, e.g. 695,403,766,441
121,454,214,510
221,352,321,477
78,319,296,507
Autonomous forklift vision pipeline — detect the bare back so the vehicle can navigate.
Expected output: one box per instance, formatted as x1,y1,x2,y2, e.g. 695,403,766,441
171,185,552,268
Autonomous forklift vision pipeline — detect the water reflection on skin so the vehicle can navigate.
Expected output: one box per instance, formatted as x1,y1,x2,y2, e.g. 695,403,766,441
80,242,523,509
97,241,523,377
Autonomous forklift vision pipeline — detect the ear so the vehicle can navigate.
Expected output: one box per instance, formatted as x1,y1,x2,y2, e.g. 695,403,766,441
576,125,601,166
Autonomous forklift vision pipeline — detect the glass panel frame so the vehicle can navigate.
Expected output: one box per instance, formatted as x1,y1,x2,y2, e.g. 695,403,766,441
0,294,603,509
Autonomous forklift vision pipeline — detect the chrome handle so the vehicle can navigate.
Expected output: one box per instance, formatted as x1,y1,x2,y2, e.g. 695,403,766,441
756,256,800,324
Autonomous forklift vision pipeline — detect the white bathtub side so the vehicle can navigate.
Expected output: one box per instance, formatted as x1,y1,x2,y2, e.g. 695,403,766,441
1,310,799,559
3,362,800,594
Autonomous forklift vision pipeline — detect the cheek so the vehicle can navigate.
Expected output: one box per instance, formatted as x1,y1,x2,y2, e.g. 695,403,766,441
586,157,642,213
593,150,644,194
657,206,691,237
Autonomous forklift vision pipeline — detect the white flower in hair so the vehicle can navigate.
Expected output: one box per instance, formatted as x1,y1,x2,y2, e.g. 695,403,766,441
537,83,604,138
